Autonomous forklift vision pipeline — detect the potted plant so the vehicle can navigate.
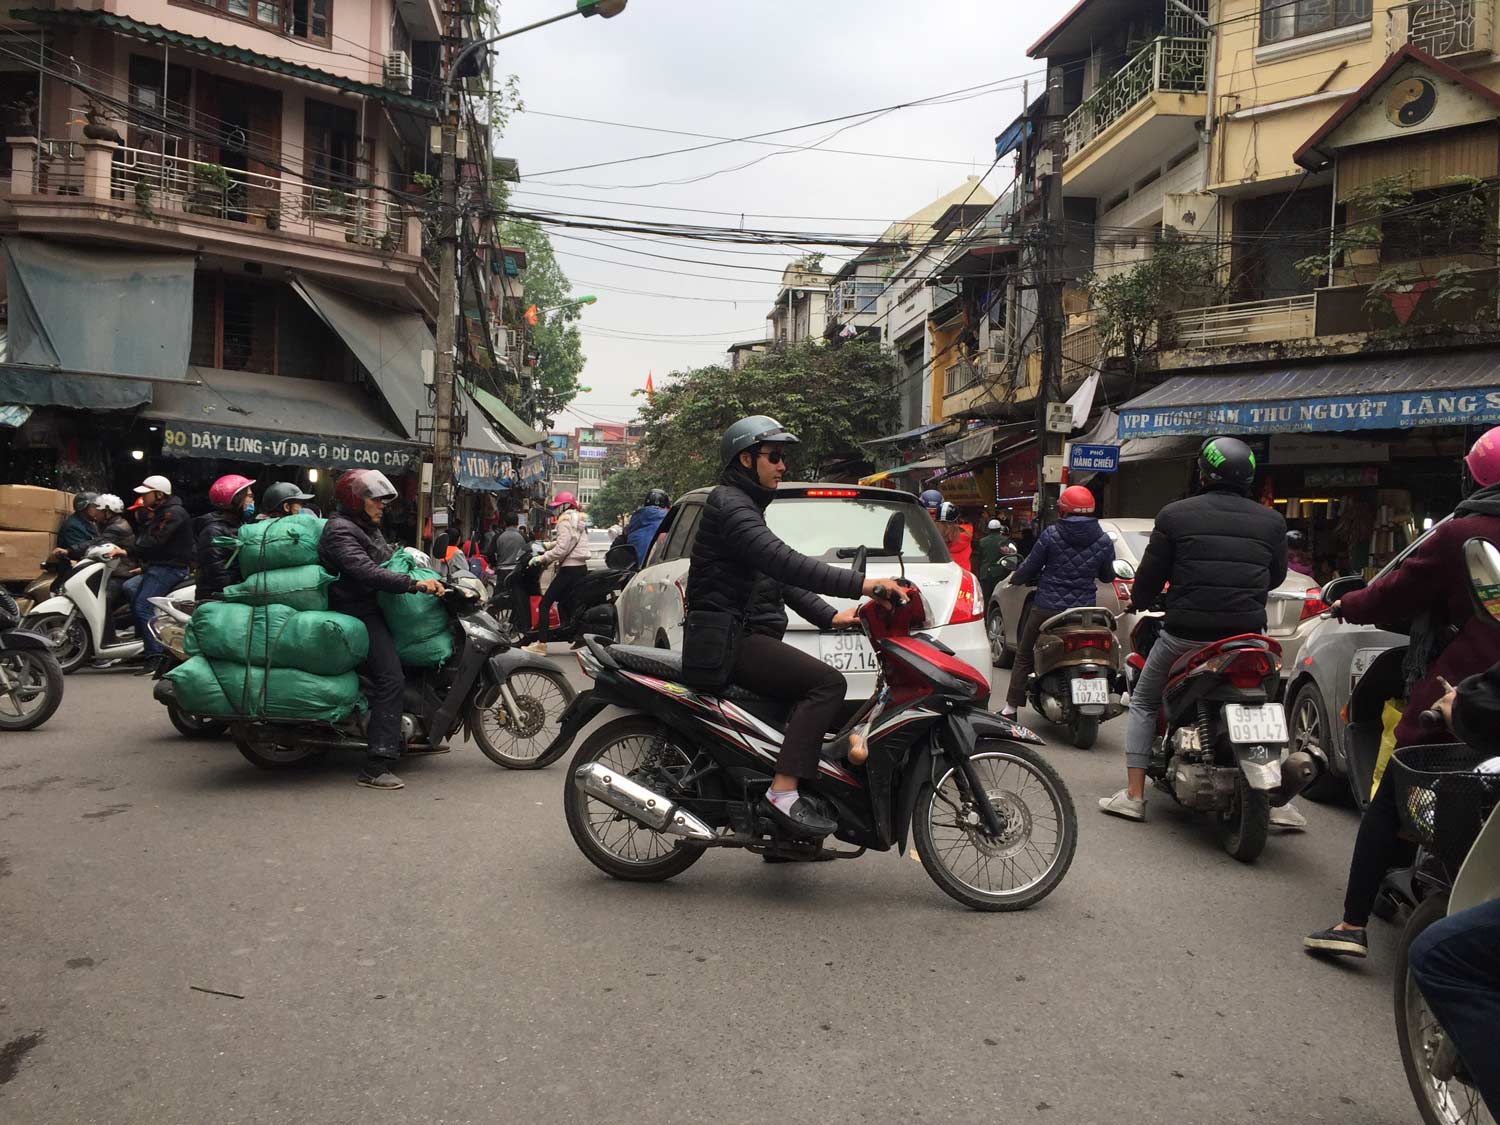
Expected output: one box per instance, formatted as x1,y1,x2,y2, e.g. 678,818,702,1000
134,177,155,220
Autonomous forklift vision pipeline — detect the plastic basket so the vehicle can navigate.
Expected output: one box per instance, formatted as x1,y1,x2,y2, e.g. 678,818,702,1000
1386,743,1499,873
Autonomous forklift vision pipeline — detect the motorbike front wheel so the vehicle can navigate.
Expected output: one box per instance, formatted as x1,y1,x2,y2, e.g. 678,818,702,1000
23,613,90,673
0,648,64,730
470,668,576,769
1216,773,1270,862
168,703,229,739
1070,716,1099,750
913,745,1078,912
230,723,316,769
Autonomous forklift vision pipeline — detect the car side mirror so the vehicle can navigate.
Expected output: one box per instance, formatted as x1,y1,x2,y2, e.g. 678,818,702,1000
1112,559,1136,581
1463,538,1500,625
1321,574,1366,604
882,512,906,557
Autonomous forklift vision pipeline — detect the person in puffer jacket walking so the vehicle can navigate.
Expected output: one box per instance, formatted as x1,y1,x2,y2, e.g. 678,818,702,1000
524,492,590,654
1001,485,1115,720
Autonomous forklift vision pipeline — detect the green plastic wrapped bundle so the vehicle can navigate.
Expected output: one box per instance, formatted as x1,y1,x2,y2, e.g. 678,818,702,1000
377,550,454,667
222,564,336,611
165,656,364,722
185,602,368,675
234,515,327,576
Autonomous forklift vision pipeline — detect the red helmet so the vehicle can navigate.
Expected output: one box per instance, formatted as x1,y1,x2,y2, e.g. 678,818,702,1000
208,474,255,509
550,491,577,510
1467,427,1500,488
1058,485,1096,516
334,469,398,514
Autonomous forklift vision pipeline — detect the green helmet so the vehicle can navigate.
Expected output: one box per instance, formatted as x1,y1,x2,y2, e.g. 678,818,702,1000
719,415,799,470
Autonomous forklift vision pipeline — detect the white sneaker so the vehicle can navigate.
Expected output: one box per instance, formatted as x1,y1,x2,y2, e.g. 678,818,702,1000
999,706,1018,720
522,641,549,656
1270,801,1308,831
1098,789,1145,822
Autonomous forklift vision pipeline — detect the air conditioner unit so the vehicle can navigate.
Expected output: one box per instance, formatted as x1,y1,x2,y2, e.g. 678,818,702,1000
501,327,518,354
383,51,413,95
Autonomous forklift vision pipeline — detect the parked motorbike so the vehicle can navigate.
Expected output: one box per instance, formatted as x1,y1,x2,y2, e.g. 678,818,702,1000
0,587,64,731
144,588,228,739
492,543,636,646
12,568,55,617
21,546,155,672
552,514,1079,912
1127,614,1319,861
1023,604,1129,749
155,572,576,772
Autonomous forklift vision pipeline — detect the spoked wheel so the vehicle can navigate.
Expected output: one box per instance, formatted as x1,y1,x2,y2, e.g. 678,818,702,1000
987,607,1013,668
563,716,707,882
470,669,575,769
1216,773,1270,862
168,703,229,738
23,614,90,674
913,745,1077,912
0,649,64,730
1396,894,1495,1125
230,723,315,770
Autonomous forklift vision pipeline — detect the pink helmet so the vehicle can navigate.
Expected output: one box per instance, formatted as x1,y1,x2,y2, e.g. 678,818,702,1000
1467,428,1500,488
550,491,577,510
209,474,255,509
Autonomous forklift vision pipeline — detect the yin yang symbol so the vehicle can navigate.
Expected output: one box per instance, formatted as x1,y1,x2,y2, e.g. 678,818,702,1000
1386,77,1437,128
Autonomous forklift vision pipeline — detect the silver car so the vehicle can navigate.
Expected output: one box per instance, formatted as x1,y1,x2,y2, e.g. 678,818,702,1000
987,517,1325,684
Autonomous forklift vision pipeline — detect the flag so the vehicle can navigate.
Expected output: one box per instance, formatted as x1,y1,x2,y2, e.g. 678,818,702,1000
525,304,539,326
645,371,654,398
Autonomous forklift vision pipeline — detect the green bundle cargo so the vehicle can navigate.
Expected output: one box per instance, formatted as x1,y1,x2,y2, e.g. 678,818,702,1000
222,564,336,612
165,655,363,722
234,514,327,576
185,602,368,675
378,550,454,667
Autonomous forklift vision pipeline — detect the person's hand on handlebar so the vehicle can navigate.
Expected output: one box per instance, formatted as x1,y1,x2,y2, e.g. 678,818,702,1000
413,578,444,596
831,605,860,629
861,577,906,604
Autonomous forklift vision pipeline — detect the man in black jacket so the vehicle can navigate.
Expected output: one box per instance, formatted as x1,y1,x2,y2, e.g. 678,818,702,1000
1101,437,1288,822
685,415,890,839
319,469,443,791
112,475,195,664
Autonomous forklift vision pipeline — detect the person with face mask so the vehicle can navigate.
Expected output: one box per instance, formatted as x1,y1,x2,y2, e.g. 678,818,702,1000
194,475,255,600
319,470,444,791
260,482,315,520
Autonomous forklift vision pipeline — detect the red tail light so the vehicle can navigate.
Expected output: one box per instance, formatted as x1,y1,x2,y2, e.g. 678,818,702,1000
947,570,984,625
806,489,860,498
1127,652,1146,670
1063,634,1112,653
1224,650,1276,689
1112,578,1133,603
1300,587,1328,621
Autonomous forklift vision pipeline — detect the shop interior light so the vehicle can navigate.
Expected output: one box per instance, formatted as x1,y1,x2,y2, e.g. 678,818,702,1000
130,449,144,461
1423,517,1434,530
147,425,159,432
1272,498,1333,504
307,468,320,483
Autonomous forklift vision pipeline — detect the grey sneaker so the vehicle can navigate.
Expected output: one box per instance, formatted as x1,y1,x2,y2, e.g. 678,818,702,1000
1270,801,1308,831
357,767,404,790
1098,789,1145,821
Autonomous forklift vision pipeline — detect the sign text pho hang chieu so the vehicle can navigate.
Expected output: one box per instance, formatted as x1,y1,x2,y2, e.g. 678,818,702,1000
1119,387,1500,439
160,421,421,472
1068,443,1120,473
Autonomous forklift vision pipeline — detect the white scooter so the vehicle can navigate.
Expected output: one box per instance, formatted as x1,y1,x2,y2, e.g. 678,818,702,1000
22,545,178,673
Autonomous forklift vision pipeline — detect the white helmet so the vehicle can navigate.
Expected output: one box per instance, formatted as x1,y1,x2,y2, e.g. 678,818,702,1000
96,493,125,514
987,519,1003,531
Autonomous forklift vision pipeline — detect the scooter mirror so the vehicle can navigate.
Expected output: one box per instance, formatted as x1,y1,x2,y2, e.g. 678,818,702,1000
1463,537,1500,626
882,511,906,557
1112,559,1136,581
604,543,638,571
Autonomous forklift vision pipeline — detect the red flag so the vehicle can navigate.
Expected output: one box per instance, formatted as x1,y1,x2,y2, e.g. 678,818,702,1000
525,304,539,326
645,371,654,398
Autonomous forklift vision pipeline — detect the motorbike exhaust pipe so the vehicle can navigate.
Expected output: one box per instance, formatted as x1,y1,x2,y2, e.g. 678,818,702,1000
573,762,716,842
1270,748,1325,808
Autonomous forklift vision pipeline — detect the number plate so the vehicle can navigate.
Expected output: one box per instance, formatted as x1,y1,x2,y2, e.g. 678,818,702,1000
1070,677,1109,705
1225,703,1288,745
818,632,879,674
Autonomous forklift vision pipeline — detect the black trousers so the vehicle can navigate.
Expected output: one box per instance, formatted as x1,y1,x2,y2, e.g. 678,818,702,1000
537,565,587,643
1342,770,1415,927
731,633,847,780
355,610,405,765
1006,605,1047,709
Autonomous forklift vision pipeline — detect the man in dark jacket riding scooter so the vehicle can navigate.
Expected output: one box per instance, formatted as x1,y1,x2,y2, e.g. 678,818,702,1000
319,469,443,791
1001,486,1115,720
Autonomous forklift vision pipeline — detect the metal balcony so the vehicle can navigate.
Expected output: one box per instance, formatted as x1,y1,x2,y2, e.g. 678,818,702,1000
1387,0,1494,60
1062,36,1209,161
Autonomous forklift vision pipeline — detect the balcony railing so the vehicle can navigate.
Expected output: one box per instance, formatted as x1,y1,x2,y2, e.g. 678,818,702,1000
1062,36,1209,159
1387,0,1493,60
827,280,884,320
1167,294,1316,349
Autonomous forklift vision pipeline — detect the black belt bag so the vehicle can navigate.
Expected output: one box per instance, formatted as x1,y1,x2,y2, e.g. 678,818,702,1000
680,608,741,690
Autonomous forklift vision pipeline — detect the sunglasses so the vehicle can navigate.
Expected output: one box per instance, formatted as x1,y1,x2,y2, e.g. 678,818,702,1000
758,450,787,465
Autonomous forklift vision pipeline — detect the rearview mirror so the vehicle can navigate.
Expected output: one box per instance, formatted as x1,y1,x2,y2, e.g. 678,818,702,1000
1112,559,1136,581
604,543,638,571
1321,574,1366,604
883,512,906,556
1464,538,1500,625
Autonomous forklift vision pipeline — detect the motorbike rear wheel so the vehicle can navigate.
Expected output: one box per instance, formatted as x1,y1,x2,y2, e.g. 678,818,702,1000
168,703,229,738
0,648,64,730
1070,716,1099,750
914,744,1077,912
470,668,576,769
230,723,315,769
23,613,90,674
563,716,706,882
1216,773,1270,862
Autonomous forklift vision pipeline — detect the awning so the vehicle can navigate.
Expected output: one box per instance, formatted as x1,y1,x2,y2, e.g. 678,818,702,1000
859,455,945,486
467,382,547,446
944,426,997,468
1118,352,1500,439
6,237,194,382
0,365,153,410
146,367,421,473
11,9,435,115
292,279,428,440
861,421,948,447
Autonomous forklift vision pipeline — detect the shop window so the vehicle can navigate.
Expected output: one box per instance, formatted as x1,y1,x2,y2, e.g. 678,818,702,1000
186,0,330,45
1381,185,1490,263
1260,0,1371,45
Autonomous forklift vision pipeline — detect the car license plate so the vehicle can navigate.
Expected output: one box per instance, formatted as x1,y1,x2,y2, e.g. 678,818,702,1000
1225,703,1288,745
1070,677,1109,705
818,632,879,674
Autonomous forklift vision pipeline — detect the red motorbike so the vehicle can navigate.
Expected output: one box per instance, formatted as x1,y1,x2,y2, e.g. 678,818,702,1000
549,514,1079,912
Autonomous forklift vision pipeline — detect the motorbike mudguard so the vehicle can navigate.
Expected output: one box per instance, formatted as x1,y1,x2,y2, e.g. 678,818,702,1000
24,594,74,620
970,710,1045,745
488,646,565,682
1233,745,1283,791
539,685,626,762
0,628,58,652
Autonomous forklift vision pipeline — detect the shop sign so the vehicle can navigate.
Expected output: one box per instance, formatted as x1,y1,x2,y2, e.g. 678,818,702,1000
1121,387,1500,438
160,420,420,472
578,445,608,460
520,455,548,484
454,449,514,488
1269,434,1390,465
940,471,983,505
1305,465,1379,488
1068,443,1120,473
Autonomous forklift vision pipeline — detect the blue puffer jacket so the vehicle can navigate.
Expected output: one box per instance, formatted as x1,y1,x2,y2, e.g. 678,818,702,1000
1010,516,1116,613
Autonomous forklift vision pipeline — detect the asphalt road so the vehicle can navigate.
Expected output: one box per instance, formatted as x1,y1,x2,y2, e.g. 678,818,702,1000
1,660,1417,1124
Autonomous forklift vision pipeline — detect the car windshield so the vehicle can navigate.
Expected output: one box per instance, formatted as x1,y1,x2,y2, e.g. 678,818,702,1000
765,496,950,563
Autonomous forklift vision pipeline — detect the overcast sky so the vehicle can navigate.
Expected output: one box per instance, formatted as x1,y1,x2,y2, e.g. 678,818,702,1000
496,0,1063,434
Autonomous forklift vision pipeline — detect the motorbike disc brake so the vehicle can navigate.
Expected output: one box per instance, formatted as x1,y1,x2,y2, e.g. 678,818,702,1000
965,789,1031,859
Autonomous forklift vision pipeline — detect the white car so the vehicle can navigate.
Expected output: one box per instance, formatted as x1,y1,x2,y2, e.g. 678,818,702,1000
614,484,991,700
584,528,614,571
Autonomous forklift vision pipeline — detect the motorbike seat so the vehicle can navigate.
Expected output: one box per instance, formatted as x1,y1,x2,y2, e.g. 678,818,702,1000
607,644,791,718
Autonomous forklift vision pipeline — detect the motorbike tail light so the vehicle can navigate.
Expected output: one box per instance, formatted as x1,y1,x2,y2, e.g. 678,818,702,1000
1224,650,1276,689
1112,578,1133,603
1063,634,1112,653
1300,587,1328,621
1127,652,1146,671
947,570,984,626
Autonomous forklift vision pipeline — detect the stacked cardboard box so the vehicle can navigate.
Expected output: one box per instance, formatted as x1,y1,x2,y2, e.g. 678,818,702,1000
0,485,71,581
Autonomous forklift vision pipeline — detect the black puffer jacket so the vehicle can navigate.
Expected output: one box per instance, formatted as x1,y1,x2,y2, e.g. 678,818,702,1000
745,579,838,640
1131,487,1288,641
132,495,195,568
193,511,244,600
319,511,417,615
65,515,136,560
686,467,863,629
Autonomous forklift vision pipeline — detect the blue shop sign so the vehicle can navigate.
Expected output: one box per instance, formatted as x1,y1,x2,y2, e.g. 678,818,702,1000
454,449,514,492
1069,443,1120,473
1120,387,1500,439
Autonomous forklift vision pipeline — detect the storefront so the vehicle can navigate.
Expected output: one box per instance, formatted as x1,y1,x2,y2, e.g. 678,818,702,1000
930,425,1039,529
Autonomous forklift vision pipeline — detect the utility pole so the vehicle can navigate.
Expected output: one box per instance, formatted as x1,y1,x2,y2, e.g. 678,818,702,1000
1033,61,1067,530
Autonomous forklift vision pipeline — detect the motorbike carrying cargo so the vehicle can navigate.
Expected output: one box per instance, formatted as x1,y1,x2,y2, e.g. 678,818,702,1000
232,515,327,577
164,655,364,722
378,550,454,667
184,602,368,676
222,564,336,612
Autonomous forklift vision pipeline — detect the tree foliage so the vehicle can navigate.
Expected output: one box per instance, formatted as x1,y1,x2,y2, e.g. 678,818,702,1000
1083,228,1219,366
633,338,901,497
496,218,586,428
588,465,644,528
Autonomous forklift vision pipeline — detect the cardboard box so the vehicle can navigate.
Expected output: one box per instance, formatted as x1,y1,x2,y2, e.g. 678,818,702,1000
0,530,55,582
0,485,71,533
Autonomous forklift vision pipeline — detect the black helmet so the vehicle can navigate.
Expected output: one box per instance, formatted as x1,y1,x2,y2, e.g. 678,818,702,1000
73,492,98,513
1286,529,1306,549
643,488,670,509
263,481,315,514
719,415,799,469
1198,436,1257,491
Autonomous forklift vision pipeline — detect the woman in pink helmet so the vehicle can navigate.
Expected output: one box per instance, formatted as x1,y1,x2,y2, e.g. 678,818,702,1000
195,474,256,600
1304,428,1500,962
524,491,589,654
